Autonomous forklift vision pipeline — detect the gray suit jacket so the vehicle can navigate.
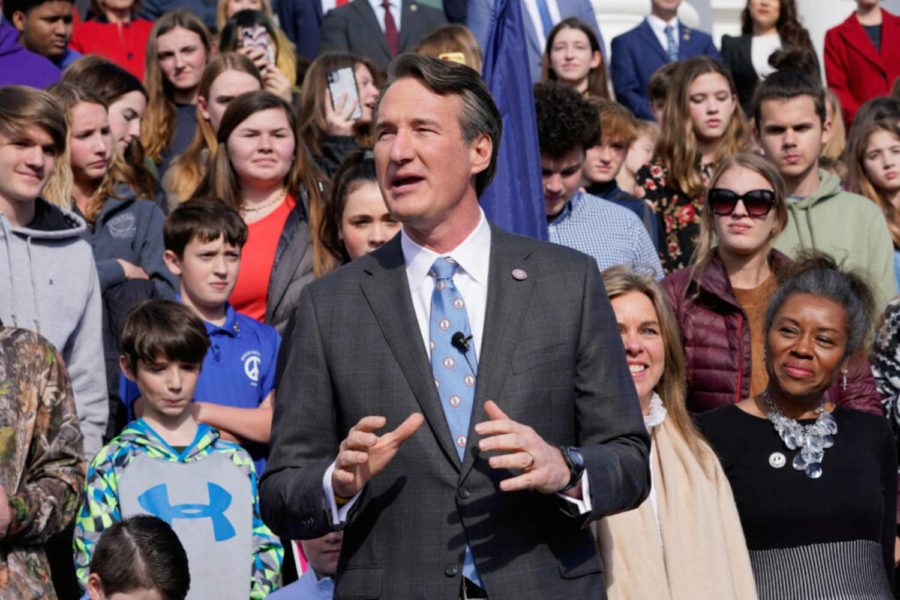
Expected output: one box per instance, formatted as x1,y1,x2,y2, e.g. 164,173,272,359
260,225,650,599
319,0,448,72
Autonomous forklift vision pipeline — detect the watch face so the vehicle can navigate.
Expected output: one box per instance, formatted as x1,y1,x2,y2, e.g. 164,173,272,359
570,448,584,468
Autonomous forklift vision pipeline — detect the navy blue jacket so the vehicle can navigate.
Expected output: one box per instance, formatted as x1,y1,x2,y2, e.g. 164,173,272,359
611,19,720,120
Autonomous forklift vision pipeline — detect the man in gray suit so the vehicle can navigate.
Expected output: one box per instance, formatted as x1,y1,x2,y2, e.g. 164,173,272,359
320,0,447,71
260,54,650,599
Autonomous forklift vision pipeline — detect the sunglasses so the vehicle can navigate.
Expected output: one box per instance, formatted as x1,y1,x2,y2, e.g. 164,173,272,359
708,188,776,217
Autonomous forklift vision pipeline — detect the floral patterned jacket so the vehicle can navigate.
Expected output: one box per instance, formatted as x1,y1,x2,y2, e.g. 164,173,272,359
0,327,85,599
635,161,704,274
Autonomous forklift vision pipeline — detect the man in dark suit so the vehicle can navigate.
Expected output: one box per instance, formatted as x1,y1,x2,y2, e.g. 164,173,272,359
611,0,720,120
260,54,650,599
275,0,325,61
319,0,446,71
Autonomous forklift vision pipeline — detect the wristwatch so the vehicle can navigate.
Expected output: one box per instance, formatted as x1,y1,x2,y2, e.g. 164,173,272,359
559,446,585,492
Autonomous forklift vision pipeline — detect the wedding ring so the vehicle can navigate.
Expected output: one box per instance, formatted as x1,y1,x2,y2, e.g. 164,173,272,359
525,452,535,470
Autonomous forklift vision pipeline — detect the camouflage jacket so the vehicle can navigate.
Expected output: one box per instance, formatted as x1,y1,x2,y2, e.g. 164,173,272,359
0,327,85,599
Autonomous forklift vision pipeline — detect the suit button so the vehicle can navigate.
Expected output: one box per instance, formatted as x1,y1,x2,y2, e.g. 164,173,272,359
445,564,459,577
459,487,471,500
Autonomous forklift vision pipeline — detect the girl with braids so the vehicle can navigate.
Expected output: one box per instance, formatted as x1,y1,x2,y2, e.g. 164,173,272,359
141,10,212,179
636,56,747,273
202,90,332,332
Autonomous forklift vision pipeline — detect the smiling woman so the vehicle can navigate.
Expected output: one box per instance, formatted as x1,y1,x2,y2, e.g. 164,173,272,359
697,252,897,600
596,266,756,600
541,17,609,99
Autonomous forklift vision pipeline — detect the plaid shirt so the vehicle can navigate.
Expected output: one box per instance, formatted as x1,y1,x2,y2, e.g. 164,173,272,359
548,191,664,279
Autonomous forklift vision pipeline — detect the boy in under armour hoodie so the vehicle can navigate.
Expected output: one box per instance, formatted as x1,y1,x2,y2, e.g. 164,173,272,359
0,86,107,459
73,300,283,599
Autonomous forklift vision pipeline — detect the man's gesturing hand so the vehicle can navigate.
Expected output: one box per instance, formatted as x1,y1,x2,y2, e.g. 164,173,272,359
331,413,425,499
475,400,578,496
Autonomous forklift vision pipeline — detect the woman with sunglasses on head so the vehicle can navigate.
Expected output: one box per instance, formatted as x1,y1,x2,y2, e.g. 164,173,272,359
662,153,882,415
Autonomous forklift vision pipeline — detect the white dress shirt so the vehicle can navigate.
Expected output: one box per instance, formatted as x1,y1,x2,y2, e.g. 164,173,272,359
324,210,591,523
366,0,402,33
646,14,680,53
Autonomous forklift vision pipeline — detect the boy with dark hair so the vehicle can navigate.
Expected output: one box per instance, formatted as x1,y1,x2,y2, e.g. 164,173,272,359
3,0,80,70
753,69,897,308
75,299,283,599
534,81,662,277
0,324,85,599
121,197,279,476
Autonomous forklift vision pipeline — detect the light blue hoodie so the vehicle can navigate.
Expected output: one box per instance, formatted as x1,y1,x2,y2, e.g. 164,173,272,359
0,199,107,458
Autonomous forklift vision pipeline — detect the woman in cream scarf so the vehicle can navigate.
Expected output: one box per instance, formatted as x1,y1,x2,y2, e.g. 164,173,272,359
597,266,757,600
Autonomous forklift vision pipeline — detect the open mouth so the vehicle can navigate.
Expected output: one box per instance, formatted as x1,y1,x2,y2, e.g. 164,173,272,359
628,364,648,374
391,174,424,193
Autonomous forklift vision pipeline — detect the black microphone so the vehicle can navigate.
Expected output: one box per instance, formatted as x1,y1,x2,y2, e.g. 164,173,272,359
451,331,476,375
451,331,473,352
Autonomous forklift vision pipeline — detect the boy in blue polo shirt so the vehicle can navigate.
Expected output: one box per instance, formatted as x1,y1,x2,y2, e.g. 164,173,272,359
121,197,278,474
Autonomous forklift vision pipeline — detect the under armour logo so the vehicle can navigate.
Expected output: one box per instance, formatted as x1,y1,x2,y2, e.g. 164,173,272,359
138,483,235,541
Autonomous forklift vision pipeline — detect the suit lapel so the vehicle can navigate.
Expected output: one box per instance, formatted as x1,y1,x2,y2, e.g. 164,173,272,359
839,16,885,75
352,0,392,59
398,1,416,52
460,227,535,480
637,20,669,64
359,237,461,470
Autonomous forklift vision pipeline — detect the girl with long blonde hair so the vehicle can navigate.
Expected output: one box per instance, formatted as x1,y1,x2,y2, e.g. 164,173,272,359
141,10,212,177
636,56,747,273
44,81,176,296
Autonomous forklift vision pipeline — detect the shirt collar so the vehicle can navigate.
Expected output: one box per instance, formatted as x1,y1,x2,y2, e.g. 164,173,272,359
647,14,679,35
401,209,491,291
175,296,239,337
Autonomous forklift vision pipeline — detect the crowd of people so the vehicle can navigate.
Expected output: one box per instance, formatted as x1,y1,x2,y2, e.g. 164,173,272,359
3,0,900,598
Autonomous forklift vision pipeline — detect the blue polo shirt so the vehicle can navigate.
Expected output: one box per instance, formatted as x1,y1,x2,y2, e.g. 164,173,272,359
120,303,280,474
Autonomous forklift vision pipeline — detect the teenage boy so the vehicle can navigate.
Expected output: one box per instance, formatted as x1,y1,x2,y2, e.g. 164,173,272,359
753,69,897,308
611,0,719,120
0,325,85,599
0,85,107,460
121,197,279,476
268,532,343,599
74,300,283,599
583,97,658,247
3,0,80,70
535,82,663,278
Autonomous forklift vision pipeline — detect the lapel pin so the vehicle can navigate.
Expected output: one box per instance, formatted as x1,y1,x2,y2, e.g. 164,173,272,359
683,29,691,42
511,268,527,281
410,3,417,10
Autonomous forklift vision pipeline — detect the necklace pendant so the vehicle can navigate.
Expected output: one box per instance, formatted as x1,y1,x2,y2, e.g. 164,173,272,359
805,463,823,479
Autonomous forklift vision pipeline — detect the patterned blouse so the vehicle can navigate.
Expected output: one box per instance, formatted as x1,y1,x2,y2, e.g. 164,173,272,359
635,160,706,274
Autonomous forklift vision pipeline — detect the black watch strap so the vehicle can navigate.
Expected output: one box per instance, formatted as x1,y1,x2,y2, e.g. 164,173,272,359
559,446,585,492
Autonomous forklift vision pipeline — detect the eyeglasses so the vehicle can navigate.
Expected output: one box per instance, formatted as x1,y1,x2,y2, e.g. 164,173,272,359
708,188,776,217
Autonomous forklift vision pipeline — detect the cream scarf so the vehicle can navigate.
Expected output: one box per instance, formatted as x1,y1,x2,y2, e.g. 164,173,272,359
595,404,757,600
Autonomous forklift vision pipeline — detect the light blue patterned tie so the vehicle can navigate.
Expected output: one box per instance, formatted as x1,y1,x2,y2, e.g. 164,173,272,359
664,24,679,62
428,256,483,588
534,0,555,39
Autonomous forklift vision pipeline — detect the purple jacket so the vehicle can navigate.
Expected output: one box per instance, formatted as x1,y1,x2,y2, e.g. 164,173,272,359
0,20,60,88
662,249,882,416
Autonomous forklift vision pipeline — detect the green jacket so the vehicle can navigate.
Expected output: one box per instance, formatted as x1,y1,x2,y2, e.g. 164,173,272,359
773,169,897,308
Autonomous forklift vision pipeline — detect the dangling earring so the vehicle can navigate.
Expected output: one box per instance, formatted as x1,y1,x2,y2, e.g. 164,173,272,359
841,368,848,391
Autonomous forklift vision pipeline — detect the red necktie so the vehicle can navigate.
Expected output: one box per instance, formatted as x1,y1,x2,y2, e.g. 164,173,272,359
382,0,399,56
336,0,348,5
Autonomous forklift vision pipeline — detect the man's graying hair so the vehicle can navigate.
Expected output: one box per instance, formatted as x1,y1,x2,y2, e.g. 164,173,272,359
376,53,502,196
764,251,876,359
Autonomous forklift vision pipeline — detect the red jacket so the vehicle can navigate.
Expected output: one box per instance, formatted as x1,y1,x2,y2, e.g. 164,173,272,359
824,9,900,126
662,250,882,416
70,17,153,80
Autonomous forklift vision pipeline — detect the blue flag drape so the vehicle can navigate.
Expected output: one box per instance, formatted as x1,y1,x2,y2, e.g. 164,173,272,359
479,0,548,240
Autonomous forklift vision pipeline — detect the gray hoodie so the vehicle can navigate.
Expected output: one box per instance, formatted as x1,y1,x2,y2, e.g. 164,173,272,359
0,199,107,458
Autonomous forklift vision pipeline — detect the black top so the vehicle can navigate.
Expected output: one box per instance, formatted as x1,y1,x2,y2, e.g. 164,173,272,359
697,405,896,585
864,24,883,53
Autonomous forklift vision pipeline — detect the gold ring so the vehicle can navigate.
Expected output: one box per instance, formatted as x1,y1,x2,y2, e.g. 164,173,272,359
525,452,535,470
